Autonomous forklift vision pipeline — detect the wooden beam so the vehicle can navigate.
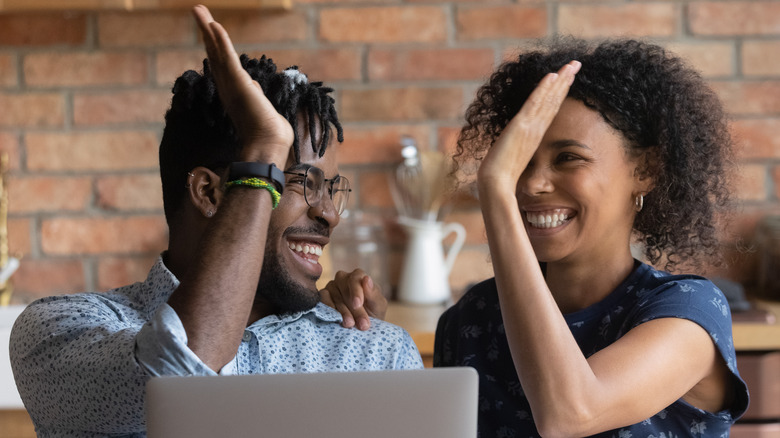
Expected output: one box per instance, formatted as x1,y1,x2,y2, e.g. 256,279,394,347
0,0,291,11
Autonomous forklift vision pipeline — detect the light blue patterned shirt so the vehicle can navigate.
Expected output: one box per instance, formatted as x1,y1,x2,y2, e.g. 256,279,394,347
10,256,423,437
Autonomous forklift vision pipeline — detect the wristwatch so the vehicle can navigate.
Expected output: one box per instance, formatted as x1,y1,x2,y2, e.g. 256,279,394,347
227,162,285,194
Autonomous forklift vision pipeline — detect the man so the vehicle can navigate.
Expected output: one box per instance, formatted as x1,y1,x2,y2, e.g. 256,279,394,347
10,6,421,437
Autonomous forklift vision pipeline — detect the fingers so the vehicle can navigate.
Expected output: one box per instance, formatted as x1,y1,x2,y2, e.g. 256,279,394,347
319,270,381,331
320,284,357,328
515,60,581,130
361,275,388,321
339,270,371,330
192,5,217,60
192,5,243,93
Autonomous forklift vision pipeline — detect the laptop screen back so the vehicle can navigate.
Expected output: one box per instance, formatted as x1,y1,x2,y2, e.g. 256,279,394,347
146,367,478,438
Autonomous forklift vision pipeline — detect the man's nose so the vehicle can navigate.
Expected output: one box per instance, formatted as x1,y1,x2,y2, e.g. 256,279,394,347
307,193,340,230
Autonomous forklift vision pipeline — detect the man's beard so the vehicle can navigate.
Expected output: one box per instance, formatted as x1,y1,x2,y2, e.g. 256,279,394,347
254,238,321,315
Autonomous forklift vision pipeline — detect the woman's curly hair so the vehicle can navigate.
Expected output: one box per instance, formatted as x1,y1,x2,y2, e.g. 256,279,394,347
159,54,343,226
456,37,734,271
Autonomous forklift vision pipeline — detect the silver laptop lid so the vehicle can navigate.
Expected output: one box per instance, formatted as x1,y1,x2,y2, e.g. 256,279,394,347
146,367,478,438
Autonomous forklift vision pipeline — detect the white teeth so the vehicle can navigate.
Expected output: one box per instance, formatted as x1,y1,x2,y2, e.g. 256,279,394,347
288,241,323,257
527,210,570,229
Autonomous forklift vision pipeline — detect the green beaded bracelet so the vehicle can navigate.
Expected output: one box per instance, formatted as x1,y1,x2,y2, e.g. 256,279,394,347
225,177,281,209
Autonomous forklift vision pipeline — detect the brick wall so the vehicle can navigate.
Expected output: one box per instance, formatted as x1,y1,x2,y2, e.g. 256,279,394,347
1,0,778,303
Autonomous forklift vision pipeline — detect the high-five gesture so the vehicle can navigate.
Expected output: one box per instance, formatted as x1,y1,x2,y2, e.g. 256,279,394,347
477,61,581,194
192,5,293,165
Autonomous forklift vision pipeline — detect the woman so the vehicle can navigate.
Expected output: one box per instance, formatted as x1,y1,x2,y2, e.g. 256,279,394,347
434,38,749,437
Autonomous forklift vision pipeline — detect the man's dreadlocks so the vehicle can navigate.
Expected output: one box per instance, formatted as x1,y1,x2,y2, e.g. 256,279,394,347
159,54,344,226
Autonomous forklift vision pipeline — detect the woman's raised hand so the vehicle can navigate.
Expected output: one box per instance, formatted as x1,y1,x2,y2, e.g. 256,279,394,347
477,61,581,195
192,5,294,165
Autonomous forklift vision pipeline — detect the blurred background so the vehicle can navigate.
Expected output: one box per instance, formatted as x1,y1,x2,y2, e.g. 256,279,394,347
0,0,779,304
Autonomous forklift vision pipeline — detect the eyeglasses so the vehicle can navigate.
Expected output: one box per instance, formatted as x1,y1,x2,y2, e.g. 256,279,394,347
283,167,351,216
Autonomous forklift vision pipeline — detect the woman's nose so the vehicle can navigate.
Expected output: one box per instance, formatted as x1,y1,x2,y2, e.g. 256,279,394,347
519,164,554,196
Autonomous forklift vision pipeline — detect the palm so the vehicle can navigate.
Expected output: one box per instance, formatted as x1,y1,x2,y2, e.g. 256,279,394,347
194,6,293,163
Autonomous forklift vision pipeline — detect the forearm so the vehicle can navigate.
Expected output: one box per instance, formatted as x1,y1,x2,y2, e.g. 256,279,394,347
167,186,273,371
480,187,599,435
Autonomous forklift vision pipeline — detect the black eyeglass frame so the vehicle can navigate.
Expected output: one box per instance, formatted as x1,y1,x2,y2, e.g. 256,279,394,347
283,167,351,215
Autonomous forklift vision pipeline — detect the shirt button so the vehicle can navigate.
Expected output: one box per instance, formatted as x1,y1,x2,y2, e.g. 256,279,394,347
242,331,252,342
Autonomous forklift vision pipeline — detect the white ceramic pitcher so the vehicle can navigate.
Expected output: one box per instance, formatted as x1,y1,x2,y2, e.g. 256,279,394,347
397,216,466,304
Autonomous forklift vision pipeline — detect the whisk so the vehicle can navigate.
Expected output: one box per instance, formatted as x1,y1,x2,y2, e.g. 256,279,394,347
389,136,421,218
390,136,453,221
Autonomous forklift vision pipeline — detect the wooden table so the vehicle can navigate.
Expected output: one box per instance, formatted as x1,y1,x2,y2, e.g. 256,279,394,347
3,300,778,437
386,300,780,367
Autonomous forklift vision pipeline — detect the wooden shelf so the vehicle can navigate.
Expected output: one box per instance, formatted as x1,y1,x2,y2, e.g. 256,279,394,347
0,0,292,11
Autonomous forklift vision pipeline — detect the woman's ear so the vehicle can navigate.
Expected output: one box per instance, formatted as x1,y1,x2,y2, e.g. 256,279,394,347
633,150,658,194
186,166,224,218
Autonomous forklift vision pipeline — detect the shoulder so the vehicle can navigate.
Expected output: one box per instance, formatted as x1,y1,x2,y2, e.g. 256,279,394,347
628,266,737,357
631,267,730,319
311,303,415,343
12,290,141,346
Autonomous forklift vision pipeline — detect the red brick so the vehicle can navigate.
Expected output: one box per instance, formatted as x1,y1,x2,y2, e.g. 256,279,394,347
665,42,734,78
727,205,780,243
743,41,780,76
7,218,32,256
357,170,396,210
155,49,205,86
8,176,92,214
338,125,431,165
156,47,363,85
437,125,461,155
41,216,168,255
0,54,17,87
212,9,307,44
13,259,86,299
732,118,780,160
456,5,547,41
559,4,677,38
714,242,757,287
441,209,485,245
0,132,21,171
0,93,64,128
320,7,447,43
246,48,362,82
368,48,495,81
98,11,192,47
408,0,497,2
711,80,780,116
97,255,158,290
297,0,386,3
0,13,87,46
24,52,148,87
73,89,171,126
96,173,164,211
340,87,463,122
449,246,492,300
689,2,780,36
736,163,767,202
26,131,159,171
773,166,780,202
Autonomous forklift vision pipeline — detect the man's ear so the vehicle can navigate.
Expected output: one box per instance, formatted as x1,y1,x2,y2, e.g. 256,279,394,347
186,166,224,218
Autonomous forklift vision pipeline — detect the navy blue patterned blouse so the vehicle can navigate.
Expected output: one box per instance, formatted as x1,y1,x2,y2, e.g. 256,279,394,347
10,256,423,437
434,261,749,438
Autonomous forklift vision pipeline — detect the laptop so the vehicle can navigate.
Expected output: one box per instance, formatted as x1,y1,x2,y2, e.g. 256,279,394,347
145,367,478,438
